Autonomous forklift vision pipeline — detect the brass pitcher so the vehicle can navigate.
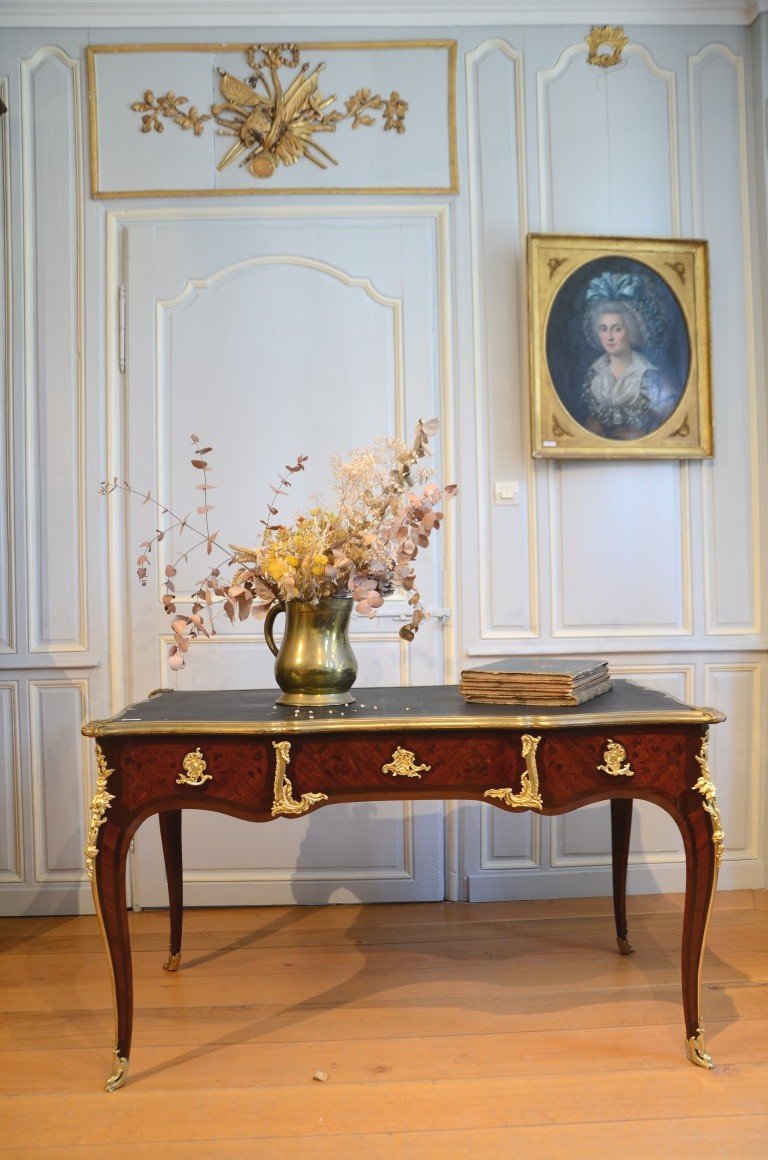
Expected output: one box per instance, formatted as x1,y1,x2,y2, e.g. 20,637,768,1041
263,596,357,706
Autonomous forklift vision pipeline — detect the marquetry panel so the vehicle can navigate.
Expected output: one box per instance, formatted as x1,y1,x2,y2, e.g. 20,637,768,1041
690,46,759,634
28,680,89,880
21,48,85,651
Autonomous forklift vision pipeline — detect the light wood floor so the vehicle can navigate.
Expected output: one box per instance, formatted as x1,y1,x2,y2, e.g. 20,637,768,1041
1,890,767,1159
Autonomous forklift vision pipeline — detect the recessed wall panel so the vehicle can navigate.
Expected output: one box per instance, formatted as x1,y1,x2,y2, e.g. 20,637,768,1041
483,807,537,867
0,76,11,653
22,49,85,650
551,461,688,634
0,683,21,880
538,42,687,640
540,45,676,235
467,42,535,636
690,48,757,632
29,680,88,879
704,663,760,857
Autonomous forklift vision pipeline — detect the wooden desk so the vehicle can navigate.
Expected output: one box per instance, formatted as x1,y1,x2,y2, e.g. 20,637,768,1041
82,680,725,1091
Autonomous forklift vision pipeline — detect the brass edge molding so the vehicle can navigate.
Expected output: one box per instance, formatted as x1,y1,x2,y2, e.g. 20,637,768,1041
597,740,635,778
692,731,725,866
81,705,727,737
86,40,458,198
484,734,544,811
586,26,629,69
382,746,431,778
271,739,328,817
84,744,116,880
176,747,213,787
686,1025,714,1070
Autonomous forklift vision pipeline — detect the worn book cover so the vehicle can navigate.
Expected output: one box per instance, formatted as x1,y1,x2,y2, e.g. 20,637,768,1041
461,678,614,707
460,657,607,683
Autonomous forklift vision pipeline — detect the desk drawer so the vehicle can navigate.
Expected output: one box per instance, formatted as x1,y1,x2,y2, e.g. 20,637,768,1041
114,737,275,815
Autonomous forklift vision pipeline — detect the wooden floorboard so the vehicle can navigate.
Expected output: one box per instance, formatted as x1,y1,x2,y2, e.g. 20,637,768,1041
0,892,766,1157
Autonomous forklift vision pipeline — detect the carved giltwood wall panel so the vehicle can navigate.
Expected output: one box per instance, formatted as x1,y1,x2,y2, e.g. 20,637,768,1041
88,41,457,196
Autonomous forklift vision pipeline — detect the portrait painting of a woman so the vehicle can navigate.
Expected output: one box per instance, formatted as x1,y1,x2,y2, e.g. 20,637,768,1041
580,271,682,439
544,256,691,443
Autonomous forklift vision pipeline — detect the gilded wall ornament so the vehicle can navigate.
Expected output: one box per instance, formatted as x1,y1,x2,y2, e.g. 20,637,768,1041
130,44,408,181
84,744,116,880
586,26,629,69
131,91,211,135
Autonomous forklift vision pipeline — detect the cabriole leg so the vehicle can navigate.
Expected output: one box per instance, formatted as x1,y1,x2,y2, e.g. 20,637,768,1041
678,733,723,1069
610,798,634,955
92,816,134,1091
159,810,183,972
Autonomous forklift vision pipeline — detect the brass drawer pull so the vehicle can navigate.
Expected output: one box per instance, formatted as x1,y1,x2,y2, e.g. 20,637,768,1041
597,740,634,778
382,747,431,779
177,748,212,787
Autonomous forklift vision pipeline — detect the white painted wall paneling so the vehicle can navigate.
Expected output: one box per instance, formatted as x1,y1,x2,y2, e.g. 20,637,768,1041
465,40,538,641
21,46,86,653
0,682,23,881
28,679,90,881
690,45,761,635
0,76,12,655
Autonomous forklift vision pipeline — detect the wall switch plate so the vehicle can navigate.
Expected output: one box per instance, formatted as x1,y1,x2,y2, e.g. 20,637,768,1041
494,480,519,505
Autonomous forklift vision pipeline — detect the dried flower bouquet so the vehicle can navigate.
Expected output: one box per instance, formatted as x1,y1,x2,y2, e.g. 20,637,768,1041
101,420,456,670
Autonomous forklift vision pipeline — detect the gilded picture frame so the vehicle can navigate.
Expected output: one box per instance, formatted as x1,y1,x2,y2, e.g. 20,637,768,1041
528,235,713,458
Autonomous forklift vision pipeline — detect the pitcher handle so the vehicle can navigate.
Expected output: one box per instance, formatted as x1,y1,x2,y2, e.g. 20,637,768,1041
263,602,285,657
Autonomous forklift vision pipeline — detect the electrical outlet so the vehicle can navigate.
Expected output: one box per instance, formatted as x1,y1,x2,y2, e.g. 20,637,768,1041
494,480,520,505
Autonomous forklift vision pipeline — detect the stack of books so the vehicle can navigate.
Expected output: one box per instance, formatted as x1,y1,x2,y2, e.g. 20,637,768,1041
459,657,613,706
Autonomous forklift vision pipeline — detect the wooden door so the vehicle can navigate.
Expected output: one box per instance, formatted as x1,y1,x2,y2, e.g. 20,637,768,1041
117,208,452,905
